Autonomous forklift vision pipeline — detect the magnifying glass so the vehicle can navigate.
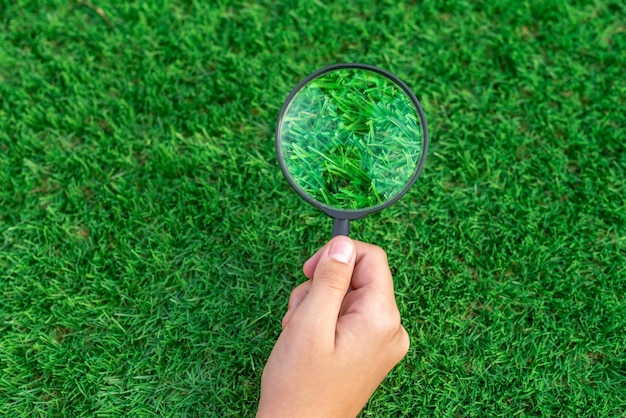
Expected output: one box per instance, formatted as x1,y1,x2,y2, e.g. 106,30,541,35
276,63,428,237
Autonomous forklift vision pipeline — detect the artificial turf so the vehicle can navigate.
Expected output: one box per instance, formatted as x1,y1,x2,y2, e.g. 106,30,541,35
1,0,625,416
278,66,425,210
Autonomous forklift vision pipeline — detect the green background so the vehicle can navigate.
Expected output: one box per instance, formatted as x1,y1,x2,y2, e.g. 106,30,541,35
1,0,625,416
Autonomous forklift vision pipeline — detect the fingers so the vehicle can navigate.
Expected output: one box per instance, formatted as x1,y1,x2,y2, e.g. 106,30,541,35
305,241,396,304
281,280,311,328
302,248,323,279
294,238,401,352
259,238,410,418
350,245,396,303
289,236,356,343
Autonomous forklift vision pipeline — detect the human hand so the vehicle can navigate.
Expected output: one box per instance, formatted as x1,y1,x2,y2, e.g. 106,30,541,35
257,236,410,418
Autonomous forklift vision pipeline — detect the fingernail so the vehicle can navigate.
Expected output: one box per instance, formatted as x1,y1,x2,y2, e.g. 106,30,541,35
329,237,354,264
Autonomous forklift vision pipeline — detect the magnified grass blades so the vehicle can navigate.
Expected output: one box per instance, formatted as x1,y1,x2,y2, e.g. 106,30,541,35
279,68,423,210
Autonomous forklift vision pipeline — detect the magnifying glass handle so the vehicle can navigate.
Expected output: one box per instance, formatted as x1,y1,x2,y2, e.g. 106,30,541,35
332,218,350,237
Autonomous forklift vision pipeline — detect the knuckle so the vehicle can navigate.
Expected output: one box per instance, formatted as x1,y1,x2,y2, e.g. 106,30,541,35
287,281,310,310
318,267,349,291
320,270,347,290
370,245,389,264
396,327,410,357
369,307,402,336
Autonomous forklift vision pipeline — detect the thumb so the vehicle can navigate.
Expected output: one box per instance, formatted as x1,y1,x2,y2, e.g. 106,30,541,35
292,236,355,337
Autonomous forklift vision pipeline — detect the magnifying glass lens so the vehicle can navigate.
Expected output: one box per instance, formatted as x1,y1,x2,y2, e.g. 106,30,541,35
277,67,424,211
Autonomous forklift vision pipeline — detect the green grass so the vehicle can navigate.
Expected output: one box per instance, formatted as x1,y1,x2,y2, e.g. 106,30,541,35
1,0,625,416
278,67,424,210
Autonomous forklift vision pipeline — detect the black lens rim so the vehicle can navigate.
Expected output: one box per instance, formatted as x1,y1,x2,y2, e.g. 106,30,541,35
276,63,429,221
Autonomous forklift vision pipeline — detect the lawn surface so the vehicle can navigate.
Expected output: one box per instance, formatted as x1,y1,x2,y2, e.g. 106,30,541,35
1,0,625,416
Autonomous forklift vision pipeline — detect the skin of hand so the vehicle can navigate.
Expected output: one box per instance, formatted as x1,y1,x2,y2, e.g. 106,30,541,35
256,236,410,418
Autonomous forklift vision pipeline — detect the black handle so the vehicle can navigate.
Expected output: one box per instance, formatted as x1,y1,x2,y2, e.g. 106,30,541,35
332,218,350,237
